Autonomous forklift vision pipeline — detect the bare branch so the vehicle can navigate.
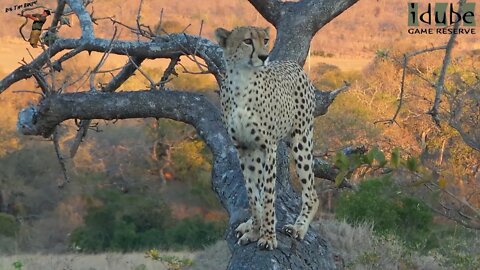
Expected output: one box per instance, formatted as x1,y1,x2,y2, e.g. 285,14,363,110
103,56,146,92
65,0,94,40
52,45,86,72
12,90,45,97
377,46,448,126
127,56,156,89
136,0,145,41
158,56,180,90
267,0,359,64
314,82,351,117
48,0,67,34
89,27,118,91
428,0,465,125
405,45,448,58
70,56,146,157
32,72,51,94
247,0,283,25
0,35,223,93
53,128,70,188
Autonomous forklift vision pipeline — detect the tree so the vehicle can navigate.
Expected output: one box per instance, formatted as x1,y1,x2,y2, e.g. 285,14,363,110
0,0,359,268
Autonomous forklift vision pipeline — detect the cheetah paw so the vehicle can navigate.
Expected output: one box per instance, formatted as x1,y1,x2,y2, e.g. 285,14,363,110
237,230,260,245
235,219,259,245
283,224,307,240
257,234,277,250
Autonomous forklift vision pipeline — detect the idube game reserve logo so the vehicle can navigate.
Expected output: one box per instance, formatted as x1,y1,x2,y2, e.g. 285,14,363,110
408,2,476,34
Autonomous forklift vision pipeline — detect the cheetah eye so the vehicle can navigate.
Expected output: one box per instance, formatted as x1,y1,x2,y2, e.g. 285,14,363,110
243,38,253,45
264,39,269,45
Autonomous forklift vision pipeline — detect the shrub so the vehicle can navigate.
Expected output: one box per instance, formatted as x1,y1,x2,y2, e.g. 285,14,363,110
336,177,434,250
0,213,18,237
163,216,224,250
70,190,225,252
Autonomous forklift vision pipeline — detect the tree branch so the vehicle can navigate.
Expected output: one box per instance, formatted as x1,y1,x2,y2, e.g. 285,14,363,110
314,82,351,117
247,0,283,26
48,0,66,34
0,35,223,93
264,0,359,65
65,0,94,40
70,56,146,157
428,0,465,125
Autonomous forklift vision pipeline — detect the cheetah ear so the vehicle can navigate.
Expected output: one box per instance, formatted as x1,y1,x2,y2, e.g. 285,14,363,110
214,27,231,48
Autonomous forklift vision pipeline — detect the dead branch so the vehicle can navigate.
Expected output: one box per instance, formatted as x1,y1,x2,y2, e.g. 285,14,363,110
127,55,156,90
428,0,465,125
70,57,146,157
0,34,224,93
48,0,67,34
52,45,86,72
65,0,95,40
376,46,448,126
158,56,180,90
12,90,46,97
89,27,118,91
314,82,351,117
53,128,70,188
32,72,51,94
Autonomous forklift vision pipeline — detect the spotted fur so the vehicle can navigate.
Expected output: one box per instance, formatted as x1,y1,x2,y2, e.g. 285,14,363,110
215,26,319,250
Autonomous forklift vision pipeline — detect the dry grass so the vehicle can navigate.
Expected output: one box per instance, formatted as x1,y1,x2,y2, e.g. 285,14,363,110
314,220,444,270
1,220,448,270
0,241,230,270
306,56,370,73
0,252,193,270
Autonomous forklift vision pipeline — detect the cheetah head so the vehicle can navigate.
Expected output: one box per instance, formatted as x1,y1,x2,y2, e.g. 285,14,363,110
215,26,270,67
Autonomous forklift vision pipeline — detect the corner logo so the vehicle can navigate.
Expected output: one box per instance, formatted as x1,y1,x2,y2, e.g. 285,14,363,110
408,2,477,34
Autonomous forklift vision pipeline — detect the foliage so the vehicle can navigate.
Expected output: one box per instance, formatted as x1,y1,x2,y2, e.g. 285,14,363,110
0,213,18,237
433,226,480,269
336,177,435,250
163,216,225,250
332,146,420,186
70,190,224,252
145,249,193,270
12,260,23,270
317,220,442,270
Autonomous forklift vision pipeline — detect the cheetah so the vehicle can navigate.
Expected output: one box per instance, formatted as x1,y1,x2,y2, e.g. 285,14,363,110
215,26,319,250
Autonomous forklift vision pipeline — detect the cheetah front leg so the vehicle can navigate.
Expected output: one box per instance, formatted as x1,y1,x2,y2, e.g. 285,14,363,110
257,144,278,250
235,148,263,245
284,127,319,240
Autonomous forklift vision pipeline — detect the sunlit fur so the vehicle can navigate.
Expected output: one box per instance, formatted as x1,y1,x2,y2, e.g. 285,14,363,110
216,26,319,250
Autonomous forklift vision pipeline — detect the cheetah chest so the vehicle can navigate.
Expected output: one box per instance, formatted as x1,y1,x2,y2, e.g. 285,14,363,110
221,78,295,147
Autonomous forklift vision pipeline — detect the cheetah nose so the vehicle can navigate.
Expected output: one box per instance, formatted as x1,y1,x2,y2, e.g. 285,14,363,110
258,54,269,63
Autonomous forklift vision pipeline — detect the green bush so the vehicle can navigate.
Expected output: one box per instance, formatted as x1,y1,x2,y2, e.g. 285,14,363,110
336,177,434,250
164,216,224,250
70,190,225,252
0,213,18,237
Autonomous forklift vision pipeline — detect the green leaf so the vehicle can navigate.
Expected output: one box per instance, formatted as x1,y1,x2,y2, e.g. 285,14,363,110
405,156,419,172
373,148,387,167
390,148,400,168
362,150,375,165
349,154,363,170
335,152,350,172
335,170,348,187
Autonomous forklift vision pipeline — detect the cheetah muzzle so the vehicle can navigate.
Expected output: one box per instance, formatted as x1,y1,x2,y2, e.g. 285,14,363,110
215,26,319,250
